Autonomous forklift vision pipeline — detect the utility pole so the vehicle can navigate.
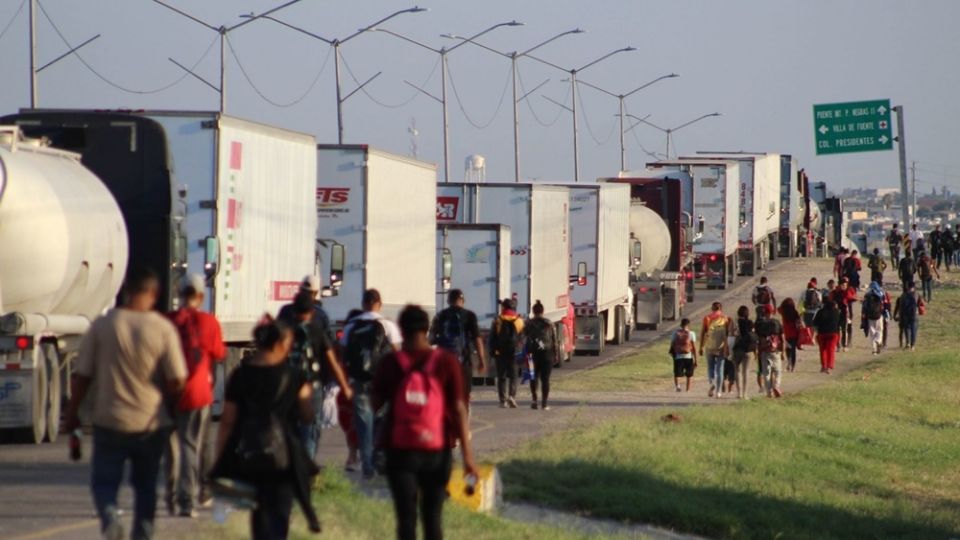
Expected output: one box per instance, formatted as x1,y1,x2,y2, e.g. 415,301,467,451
911,160,917,222
28,0,37,107
894,105,909,226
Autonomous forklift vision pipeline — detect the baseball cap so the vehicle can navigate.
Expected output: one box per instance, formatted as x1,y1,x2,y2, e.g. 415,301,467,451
300,275,321,292
180,274,206,295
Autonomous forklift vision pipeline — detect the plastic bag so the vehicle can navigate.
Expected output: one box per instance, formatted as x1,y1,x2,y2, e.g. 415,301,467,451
798,326,814,346
321,383,340,429
520,354,536,384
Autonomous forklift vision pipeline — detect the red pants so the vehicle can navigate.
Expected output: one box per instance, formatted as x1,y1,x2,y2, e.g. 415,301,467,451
817,333,840,370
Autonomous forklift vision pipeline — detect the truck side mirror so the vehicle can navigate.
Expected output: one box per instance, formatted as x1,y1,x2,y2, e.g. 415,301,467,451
577,261,587,286
441,248,453,292
203,236,219,280
631,240,642,267
329,243,345,288
698,214,706,235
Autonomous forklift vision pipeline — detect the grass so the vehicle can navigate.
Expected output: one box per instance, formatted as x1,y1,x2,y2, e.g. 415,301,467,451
500,288,960,540
556,334,675,393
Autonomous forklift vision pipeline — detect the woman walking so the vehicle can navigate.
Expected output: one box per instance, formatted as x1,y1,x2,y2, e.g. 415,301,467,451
778,298,802,372
212,317,321,539
812,300,842,374
730,306,757,399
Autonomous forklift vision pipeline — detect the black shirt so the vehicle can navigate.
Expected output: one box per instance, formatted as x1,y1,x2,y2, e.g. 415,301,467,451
812,307,842,334
225,362,306,432
429,307,480,349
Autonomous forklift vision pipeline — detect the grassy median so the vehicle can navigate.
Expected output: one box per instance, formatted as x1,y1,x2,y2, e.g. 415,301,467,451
556,335,674,393
501,288,960,539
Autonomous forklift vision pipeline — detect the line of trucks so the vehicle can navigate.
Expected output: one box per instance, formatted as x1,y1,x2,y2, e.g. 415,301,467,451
0,109,827,443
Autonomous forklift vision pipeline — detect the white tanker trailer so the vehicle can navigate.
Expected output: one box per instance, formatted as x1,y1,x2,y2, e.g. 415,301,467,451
0,127,128,443
629,203,674,330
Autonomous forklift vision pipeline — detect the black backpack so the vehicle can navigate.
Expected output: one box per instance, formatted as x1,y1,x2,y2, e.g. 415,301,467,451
756,286,772,305
434,309,468,362
733,319,758,352
918,257,932,279
899,259,916,281
524,318,554,355
492,316,522,357
233,368,291,479
344,319,392,382
864,295,883,320
900,292,918,319
803,288,822,311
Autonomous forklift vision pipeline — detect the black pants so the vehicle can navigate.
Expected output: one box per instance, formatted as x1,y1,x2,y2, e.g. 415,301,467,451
494,354,517,402
841,312,853,348
530,352,553,406
251,480,294,540
786,337,798,370
386,450,453,540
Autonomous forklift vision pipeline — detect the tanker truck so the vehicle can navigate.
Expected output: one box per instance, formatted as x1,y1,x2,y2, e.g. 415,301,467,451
627,203,674,330
1,110,319,442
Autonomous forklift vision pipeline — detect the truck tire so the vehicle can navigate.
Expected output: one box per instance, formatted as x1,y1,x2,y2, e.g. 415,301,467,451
612,307,626,345
595,317,606,355
31,348,49,444
43,343,62,443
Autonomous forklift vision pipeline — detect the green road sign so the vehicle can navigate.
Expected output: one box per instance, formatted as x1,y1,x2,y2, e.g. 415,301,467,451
813,99,893,155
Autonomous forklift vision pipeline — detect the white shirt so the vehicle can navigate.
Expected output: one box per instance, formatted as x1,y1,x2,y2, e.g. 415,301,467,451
909,229,923,250
339,310,402,348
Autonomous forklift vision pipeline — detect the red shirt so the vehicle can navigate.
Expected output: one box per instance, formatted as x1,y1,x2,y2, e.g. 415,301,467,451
829,287,857,316
372,348,465,449
167,308,226,411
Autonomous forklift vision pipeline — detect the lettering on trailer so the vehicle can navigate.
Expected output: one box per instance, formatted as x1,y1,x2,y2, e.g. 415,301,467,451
813,99,893,155
466,245,490,264
222,141,244,301
0,381,22,401
556,294,569,309
317,187,351,218
739,182,748,229
272,281,301,301
436,196,460,222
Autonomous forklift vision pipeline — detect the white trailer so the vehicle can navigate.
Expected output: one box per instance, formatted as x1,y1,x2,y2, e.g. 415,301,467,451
436,224,511,330
779,154,803,258
436,183,570,331
566,184,632,354
316,145,437,323
1,111,318,441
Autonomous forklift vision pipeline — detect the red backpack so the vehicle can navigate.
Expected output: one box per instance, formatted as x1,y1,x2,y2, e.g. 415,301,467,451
391,351,446,451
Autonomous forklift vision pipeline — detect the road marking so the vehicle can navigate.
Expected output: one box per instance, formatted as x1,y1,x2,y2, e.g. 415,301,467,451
8,519,99,540
471,416,495,436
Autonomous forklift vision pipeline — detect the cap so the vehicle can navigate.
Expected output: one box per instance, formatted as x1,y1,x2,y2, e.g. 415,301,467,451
300,275,321,292
180,274,206,295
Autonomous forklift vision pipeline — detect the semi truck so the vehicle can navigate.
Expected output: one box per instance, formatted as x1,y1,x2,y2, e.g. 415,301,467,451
1,110,319,442
436,182,570,354
436,223,511,330
316,145,437,323
565,183,633,354
627,202,672,329
693,152,782,275
778,154,804,258
646,160,740,287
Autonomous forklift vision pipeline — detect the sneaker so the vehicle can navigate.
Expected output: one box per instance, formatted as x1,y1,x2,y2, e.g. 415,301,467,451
772,388,783,398
507,397,518,408
708,386,715,398
178,508,198,519
531,401,539,410
716,391,723,399
197,492,214,509
344,457,360,472
675,384,682,392
499,401,507,409
542,405,551,411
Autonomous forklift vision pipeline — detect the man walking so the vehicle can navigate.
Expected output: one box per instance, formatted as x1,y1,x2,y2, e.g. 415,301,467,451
930,224,944,270
341,289,401,479
894,282,924,350
862,282,886,355
899,250,917,292
278,275,334,340
751,277,777,319
670,318,698,392
916,250,940,303
64,269,187,540
909,223,924,253
829,278,858,352
888,224,903,269
755,305,785,398
429,289,486,411
941,227,955,271
164,275,226,517
699,302,729,398
867,248,887,285
488,298,524,408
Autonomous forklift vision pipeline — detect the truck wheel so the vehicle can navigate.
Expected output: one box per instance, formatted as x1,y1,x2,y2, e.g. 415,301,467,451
612,307,626,345
44,344,62,443
596,318,606,355
31,348,49,445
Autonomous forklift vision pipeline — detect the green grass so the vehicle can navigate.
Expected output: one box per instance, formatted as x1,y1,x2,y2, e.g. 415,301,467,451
557,335,675,393
501,289,960,539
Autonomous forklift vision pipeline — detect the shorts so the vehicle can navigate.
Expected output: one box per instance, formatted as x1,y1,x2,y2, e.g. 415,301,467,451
673,356,694,377
723,359,736,382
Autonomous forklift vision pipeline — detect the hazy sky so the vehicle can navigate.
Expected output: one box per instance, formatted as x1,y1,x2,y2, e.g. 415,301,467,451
2,0,959,190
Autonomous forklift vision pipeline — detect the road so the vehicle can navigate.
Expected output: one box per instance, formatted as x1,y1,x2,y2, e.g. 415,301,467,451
1,256,859,540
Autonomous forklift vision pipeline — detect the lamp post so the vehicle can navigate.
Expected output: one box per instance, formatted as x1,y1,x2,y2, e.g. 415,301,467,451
245,6,427,143
153,0,303,113
626,112,721,159
527,47,636,181
371,21,523,181
442,29,583,182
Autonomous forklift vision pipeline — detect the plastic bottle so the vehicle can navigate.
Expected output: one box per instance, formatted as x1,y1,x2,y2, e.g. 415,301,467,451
464,473,478,496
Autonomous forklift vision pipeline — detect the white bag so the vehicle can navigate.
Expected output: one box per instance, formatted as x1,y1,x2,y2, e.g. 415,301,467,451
321,383,340,428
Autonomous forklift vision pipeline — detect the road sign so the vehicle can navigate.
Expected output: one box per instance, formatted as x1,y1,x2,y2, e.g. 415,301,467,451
813,99,893,155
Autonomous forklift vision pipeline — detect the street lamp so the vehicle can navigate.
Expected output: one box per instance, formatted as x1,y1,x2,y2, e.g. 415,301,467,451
527,47,636,181
441,29,584,182
576,73,678,172
152,0,303,113
371,21,524,181
244,6,427,143
626,112,721,159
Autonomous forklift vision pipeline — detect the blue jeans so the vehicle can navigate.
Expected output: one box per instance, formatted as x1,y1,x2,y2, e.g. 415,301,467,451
707,353,725,392
352,388,376,477
92,426,169,540
902,318,918,347
298,388,324,463
921,278,933,302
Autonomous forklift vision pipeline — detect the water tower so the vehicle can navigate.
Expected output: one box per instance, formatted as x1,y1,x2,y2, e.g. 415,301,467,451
464,154,486,183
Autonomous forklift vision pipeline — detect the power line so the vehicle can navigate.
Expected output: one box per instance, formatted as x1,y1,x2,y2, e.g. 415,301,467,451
339,50,440,110
623,101,663,161
225,34,330,108
446,59,512,130
575,84,617,146
37,0,218,95
516,68,567,127
0,0,26,43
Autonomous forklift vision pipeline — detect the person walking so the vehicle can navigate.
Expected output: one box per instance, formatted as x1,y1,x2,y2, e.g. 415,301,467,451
278,275,334,340
523,301,556,409
867,248,887,285
163,275,226,518
212,317,321,539
751,277,777,319
338,309,363,472
63,269,187,540
930,224,944,269
730,306,757,400
755,305,785,397
829,278,858,352
862,281,886,355
833,247,849,280
909,223,925,253
341,289,402,479
916,250,940,303
812,299,842,374
669,318,698,392
488,298,524,408
699,302,730,398
899,250,917,292
942,227,955,271
888,224,903,269
894,283,924,350
429,289,486,412
801,279,822,327
843,250,863,290
778,298,802,372
372,305,478,540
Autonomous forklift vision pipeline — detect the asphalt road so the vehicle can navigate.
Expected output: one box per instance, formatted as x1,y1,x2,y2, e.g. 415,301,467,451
1,255,841,540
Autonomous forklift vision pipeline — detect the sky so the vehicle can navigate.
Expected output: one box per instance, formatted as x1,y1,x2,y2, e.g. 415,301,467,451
1,0,959,191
